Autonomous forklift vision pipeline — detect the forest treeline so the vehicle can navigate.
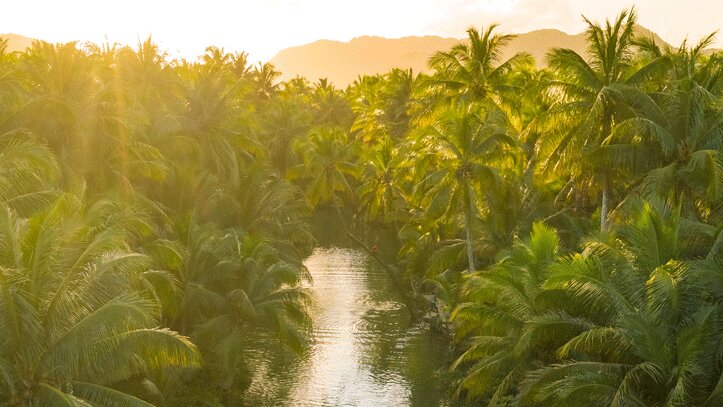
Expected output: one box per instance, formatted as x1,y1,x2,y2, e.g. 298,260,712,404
0,7,721,406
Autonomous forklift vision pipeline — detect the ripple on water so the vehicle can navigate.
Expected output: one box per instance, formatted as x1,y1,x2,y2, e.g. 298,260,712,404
241,246,450,407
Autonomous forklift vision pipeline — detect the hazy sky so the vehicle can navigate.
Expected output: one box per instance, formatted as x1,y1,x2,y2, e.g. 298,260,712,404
2,0,721,62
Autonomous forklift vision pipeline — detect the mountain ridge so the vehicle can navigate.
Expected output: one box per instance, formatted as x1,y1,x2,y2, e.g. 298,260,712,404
4,28,713,88
0,33,34,52
269,26,672,86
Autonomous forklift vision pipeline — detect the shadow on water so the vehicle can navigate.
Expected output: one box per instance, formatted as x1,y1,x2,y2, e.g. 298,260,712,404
239,222,454,406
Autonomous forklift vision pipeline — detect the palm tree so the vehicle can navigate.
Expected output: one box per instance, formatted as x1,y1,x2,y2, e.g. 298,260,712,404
520,200,722,406
427,25,532,112
11,41,97,165
311,78,353,128
114,37,180,143
201,46,231,69
381,69,418,138
0,130,59,215
540,7,665,231
260,95,312,176
452,199,722,405
176,64,250,183
206,161,313,251
358,136,411,223
350,69,419,139
610,34,722,221
229,51,253,79
0,196,200,406
151,217,310,390
416,107,515,272
451,223,562,403
0,41,25,130
289,126,359,208
192,232,311,388
251,62,281,102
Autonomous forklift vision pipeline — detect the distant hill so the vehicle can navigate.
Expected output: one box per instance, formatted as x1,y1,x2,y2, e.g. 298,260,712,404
1,28,692,88
270,26,671,87
0,33,34,52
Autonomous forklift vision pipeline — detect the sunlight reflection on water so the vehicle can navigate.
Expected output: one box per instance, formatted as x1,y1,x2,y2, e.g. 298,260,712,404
241,246,450,407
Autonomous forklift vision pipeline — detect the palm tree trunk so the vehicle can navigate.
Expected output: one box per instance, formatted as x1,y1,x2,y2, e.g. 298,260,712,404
600,116,612,233
465,191,476,273
600,177,609,233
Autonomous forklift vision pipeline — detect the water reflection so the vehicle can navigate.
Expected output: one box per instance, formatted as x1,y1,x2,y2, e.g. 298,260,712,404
241,246,450,406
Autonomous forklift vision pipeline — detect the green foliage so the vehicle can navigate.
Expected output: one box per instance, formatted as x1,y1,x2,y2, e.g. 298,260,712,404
0,6,720,405
0,37,317,405
0,199,200,405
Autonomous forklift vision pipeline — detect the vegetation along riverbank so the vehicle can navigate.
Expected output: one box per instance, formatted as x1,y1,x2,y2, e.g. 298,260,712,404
0,7,721,406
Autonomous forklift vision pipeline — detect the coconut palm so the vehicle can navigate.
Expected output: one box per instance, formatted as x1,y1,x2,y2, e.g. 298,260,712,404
251,62,281,102
206,161,313,251
0,41,25,129
311,78,354,128
540,8,666,232
609,35,723,221
427,25,532,112
416,107,515,272
150,216,310,390
176,64,252,183
289,126,359,208
519,200,722,406
260,95,312,176
381,69,418,138
357,136,411,223
0,196,200,406
114,38,180,142
11,41,97,165
0,130,60,215
451,223,562,404
348,74,386,143
191,232,311,387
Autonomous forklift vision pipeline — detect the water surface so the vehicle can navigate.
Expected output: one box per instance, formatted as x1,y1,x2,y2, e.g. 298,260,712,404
242,246,450,406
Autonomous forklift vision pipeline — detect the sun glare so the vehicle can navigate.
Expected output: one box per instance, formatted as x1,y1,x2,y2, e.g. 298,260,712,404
1,0,720,63
0,1,721,406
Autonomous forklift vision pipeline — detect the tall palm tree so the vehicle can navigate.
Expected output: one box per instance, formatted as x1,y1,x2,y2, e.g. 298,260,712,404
201,46,231,69
208,161,312,249
151,217,310,390
192,232,311,388
0,130,59,215
541,7,665,231
114,37,180,142
311,78,353,128
12,41,97,165
229,51,253,79
416,107,515,272
0,41,25,130
355,68,419,140
176,64,251,183
452,199,722,405
260,95,312,176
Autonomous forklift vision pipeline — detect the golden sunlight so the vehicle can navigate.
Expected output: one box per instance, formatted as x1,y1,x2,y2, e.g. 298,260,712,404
0,2,720,406
2,0,721,62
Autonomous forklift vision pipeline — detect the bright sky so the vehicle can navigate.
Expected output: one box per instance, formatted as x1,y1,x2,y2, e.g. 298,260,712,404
2,0,721,63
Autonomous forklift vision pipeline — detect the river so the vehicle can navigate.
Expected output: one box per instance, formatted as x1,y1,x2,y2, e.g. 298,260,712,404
240,246,452,406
